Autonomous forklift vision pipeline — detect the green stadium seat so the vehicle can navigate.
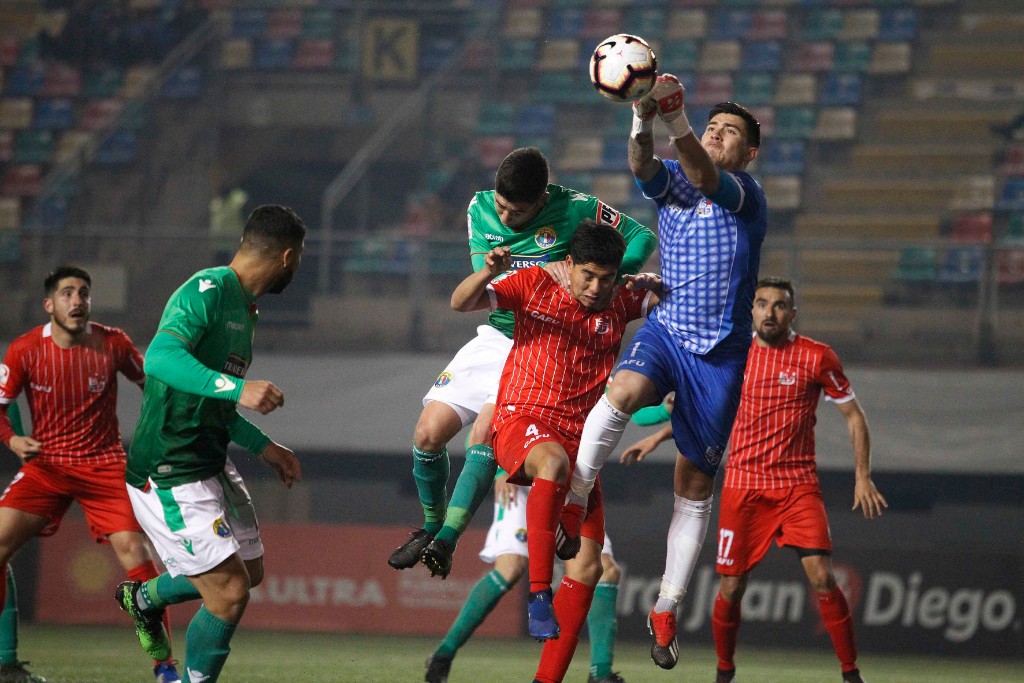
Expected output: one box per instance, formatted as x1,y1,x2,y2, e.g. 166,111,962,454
13,129,54,164
627,8,667,40
733,73,775,106
659,40,699,71
1004,212,1024,244
0,226,19,263
476,102,517,136
803,9,843,42
892,247,938,283
82,67,125,99
774,107,815,139
302,9,335,39
834,42,871,73
499,39,537,71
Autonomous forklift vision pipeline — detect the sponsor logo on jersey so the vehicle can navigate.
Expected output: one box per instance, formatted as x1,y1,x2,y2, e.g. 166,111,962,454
434,371,453,388
534,227,557,249
223,353,249,379
181,538,195,555
88,376,106,393
212,517,232,538
0,364,8,387
515,527,528,543
227,321,245,331
198,278,217,293
597,202,623,228
593,316,610,335
697,199,714,217
157,464,172,474
485,234,505,242
529,310,559,326
213,376,237,393
778,371,797,386
30,383,52,393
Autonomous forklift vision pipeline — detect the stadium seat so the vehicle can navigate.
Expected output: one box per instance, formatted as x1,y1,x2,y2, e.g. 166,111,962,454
536,72,591,104
547,9,584,38
0,131,12,162
812,108,857,141
748,10,788,40
774,107,815,139
301,9,335,39
741,41,782,72
476,136,515,169
54,130,90,164
82,67,125,99
561,137,603,171
997,248,1024,285
699,41,741,72
601,137,627,171
733,72,774,106
999,144,1024,177
95,130,137,165
791,42,835,72
692,74,733,106
162,65,204,99
582,9,622,40
3,63,44,97
820,73,862,106
0,36,20,67
937,245,984,284
802,9,843,42
538,39,579,72
254,39,295,69
878,8,917,42
758,139,805,175
591,173,632,207
421,36,459,71
31,98,74,130
626,8,667,40
950,175,995,212
291,39,333,70
660,40,699,71
1004,212,1024,243
460,38,494,72
80,99,123,132
13,129,53,164
666,10,707,40
121,66,156,98
0,97,32,129
712,10,752,40
749,105,775,137
869,42,911,75
476,102,517,136
892,247,938,283
0,196,19,230
996,177,1024,211
232,9,268,39
555,173,594,194
40,63,81,98
265,9,302,40
221,38,254,70
1,164,42,197
839,10,880,41
773,74,816,106
834,42,871,73
517,104,555,136
503,8,543,39
762,175,800,211
499,40,537,71
0,227,19,262
951,213,993,243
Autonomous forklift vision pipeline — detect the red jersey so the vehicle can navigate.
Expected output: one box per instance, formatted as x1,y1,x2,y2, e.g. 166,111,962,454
724,332,854,490
0,322,144,465
489,266,651,441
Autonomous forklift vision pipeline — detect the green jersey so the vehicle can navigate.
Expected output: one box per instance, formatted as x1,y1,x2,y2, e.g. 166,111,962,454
128,267,269,489
468,184,657,337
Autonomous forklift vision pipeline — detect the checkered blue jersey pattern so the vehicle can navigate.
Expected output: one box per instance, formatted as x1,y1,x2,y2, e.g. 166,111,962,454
639,159,767,354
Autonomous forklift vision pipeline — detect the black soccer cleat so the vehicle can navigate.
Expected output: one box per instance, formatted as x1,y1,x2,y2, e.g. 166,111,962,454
0,660,47,683
554,520,581,561
842,669,866,683
424,653,452,683
716,668,736,683
588,672,627,683
420,538,455,579
647,609,679,670
388,528,434,569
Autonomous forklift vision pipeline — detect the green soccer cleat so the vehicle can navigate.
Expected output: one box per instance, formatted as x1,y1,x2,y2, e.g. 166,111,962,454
0,660,46,683
115,581,172,661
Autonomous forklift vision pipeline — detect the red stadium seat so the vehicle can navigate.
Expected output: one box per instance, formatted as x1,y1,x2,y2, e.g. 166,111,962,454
40,62,82,98
951,213,993,243
1,164,42,197
292,39,334,69
79,99,123,131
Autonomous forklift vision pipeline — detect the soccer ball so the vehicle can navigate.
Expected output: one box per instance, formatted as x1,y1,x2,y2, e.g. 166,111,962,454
589,34,658,103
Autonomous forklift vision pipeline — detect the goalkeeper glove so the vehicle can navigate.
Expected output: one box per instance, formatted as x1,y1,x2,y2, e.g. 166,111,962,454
650,74,693,141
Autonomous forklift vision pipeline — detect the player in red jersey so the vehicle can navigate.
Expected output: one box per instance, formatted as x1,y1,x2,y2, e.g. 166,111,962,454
0,266,179,683
452,220,661,683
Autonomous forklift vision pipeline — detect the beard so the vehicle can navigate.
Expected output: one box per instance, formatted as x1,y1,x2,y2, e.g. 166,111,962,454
266,269,294,294
755,323,785,345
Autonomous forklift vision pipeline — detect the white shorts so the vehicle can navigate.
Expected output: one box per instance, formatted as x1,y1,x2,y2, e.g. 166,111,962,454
423,325,513,427
479,484,614,563
127,459,263,577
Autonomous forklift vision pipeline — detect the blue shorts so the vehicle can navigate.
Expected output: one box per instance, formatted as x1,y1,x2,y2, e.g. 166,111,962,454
616,317,748,476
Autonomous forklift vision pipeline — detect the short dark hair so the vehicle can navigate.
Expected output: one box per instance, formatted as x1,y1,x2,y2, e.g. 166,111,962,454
240,205,306,255
709,102,761,149
756,276,795,304
569,219,626,270
494,147,549,203
44,265,91,295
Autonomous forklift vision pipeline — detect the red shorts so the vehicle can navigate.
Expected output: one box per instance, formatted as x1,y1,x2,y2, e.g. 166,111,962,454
0,458,143,542
715,483,831,576
493,415,605,545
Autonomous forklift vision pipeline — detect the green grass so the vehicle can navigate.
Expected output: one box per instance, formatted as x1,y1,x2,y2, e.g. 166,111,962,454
16,623,1022,683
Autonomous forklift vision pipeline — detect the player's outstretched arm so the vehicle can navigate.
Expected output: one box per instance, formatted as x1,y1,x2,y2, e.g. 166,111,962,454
837,398,888,519
451,246,511,312
651,74,720,195
628,96,662,182
620,423,673,465
259,441,301,488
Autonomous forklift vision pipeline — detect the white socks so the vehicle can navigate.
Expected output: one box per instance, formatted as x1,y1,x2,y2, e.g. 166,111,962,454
655,494,713,615
570,395,631,499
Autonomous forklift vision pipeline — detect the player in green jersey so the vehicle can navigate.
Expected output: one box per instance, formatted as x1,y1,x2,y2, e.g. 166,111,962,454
387,147,657,580
116,205,305,683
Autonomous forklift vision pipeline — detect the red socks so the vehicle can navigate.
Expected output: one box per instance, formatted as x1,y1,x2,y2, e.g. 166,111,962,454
712,592,741,671
817,586,858,672
534,577,595,683
526,478,564,593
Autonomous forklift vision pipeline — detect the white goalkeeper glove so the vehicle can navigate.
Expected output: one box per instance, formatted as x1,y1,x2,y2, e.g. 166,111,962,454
630,95,657,139
650,73,693,142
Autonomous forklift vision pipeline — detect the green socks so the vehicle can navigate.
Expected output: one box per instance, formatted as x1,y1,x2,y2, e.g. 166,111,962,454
413,446,450,535
435,445,497,545
185,605,236,683
139,573,202,610
587,582,619,679
435,569,510,658
0,567,18,665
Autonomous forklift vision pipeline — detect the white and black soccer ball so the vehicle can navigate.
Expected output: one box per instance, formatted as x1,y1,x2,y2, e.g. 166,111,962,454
589,34,658,103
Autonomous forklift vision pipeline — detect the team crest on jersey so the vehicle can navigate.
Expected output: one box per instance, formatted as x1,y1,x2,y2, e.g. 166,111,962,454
597,203,622,228
534,227,557,249
0,364,8,387
697,199,714,217
705,445,724,467
434,371,453,388
593,316,610,335
88,377,106,393
777,371,797,386
212,517,232,538
515,527,528,543
222,353,249,379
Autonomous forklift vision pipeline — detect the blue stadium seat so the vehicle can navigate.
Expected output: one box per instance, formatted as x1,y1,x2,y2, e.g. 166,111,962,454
820,73,862,106
517,104,555,136
758,140,805,175
547,9,584,39
420,36,459,71
95,131,138,166
878,9,917,41
3,64,45,97
162,66,203,99
233,9,268,39
741,41,782,71
937,245,984,284
712,10,752,40
996,178,1024,211
254,39,294,69
31,99,74,130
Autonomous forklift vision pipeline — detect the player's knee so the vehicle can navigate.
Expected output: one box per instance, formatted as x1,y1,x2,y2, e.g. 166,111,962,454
413,418,454,453
718,574,747,603
535,451,569,483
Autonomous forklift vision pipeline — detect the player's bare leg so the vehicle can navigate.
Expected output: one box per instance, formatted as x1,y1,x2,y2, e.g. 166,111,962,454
0,509,49,682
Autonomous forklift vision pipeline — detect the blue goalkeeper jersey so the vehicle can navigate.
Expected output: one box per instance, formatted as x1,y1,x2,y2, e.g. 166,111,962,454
638,159,767,355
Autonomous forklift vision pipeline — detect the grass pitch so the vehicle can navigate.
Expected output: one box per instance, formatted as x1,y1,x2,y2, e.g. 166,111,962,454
18,623,1022,682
